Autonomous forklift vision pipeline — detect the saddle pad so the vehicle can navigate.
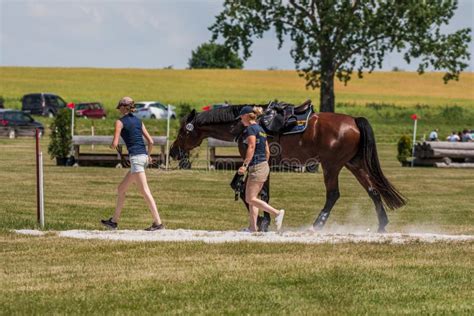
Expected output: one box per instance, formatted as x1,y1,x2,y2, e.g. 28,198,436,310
281,109,314,135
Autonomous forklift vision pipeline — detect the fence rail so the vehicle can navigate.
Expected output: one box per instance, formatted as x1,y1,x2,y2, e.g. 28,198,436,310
72,136,167,167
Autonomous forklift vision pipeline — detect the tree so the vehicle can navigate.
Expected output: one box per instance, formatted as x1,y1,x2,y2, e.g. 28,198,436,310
188,42,244,69
210,0,471,112
48,108,71,164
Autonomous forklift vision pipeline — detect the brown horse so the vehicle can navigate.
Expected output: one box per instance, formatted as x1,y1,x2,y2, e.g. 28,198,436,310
170,105,406,232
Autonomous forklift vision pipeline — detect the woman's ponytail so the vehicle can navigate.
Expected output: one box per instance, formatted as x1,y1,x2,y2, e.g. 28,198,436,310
249,106,264,120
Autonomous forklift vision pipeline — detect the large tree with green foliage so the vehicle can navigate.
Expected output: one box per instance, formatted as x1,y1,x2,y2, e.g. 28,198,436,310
210,0,471,112
188,42,244,69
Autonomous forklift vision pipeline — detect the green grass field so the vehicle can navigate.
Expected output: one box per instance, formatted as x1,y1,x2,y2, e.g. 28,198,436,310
1,138,473,314
2,67,473,144
1,68,473,314
1,67,473,109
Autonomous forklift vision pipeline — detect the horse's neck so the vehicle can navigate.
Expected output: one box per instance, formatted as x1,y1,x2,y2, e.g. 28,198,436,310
200,124,237,142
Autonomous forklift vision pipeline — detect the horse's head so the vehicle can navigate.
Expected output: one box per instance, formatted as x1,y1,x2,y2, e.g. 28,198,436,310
171,105,257,160
170,109,205,160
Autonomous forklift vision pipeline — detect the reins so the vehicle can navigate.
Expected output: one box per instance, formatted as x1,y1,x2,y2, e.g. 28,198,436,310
115,146,131,168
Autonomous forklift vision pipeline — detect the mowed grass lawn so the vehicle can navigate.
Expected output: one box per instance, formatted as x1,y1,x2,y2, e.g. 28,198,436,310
1,137,473,315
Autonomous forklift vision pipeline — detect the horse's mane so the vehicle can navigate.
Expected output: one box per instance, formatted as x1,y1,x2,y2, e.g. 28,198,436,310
193,104,267,126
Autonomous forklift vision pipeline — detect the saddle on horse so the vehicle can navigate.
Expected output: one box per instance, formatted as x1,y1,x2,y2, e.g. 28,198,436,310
260,99,314,135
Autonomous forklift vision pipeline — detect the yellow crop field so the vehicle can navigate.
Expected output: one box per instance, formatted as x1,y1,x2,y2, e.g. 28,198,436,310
0,67,473,109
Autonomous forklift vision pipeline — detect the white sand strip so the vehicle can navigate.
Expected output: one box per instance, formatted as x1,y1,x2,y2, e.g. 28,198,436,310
15,229,47,236
14,229,474,244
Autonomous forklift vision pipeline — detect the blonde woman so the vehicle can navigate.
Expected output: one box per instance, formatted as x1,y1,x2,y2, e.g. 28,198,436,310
238,106,285,232
101,97,164,231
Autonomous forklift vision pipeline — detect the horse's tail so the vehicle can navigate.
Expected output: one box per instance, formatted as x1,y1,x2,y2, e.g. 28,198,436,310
354,117,407,210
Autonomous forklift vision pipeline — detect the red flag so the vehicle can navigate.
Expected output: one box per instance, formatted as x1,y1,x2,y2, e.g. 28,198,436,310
411,114,418,120
67,103,75,109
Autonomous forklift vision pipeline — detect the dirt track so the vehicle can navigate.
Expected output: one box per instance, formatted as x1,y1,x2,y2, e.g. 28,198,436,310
15,229,474,244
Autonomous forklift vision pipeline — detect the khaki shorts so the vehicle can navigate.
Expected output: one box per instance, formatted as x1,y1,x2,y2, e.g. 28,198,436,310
130,154,149,173
248,161,269,182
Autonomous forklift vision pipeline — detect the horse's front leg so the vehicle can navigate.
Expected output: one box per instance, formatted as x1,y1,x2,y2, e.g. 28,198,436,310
313,165,342,230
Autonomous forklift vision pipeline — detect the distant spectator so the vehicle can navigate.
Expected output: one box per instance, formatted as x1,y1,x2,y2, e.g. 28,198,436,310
223,100,230,107
461,129,473,142
428,128,439,141
0,96,4,109
446,131,460,142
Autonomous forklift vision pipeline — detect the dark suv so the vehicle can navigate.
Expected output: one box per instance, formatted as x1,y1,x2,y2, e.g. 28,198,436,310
21,93,69,117
0,109,44,138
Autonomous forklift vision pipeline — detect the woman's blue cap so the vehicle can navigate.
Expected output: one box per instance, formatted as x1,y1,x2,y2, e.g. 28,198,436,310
239,106,253,116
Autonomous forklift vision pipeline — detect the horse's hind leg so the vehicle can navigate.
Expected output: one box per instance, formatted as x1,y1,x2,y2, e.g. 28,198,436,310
345,161,389,233
313,165,342,230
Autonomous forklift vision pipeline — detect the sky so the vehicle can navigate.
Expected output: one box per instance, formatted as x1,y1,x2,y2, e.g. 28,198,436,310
1,0,473,71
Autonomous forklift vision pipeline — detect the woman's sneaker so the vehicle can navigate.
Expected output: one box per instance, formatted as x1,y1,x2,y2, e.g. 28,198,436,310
144,223,165,231
275,209,285,231
101,218,118,230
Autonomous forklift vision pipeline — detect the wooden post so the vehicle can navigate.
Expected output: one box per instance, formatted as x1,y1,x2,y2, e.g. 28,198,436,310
210,147,216,169
35,129,40,224
73,144,80,163
165,104,171,170
39,152,44,229
161,145,166,164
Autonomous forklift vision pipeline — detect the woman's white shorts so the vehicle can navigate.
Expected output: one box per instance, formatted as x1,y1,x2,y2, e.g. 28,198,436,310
130,154,148,173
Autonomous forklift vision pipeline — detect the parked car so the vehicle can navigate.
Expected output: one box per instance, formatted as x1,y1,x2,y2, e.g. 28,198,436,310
0,109,44,138
21,93,72,117
75,102,107,119
134,101,177,120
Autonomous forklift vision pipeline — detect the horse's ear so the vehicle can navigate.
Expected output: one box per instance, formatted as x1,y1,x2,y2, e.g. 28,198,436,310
187,109,196,122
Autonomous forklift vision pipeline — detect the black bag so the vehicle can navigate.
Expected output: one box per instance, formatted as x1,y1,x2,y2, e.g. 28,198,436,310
230,172,245,201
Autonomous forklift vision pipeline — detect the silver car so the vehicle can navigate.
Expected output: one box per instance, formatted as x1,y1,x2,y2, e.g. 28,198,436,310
134,101,176,120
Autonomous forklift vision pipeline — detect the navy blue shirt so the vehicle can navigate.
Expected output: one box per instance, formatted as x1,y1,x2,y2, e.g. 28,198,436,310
243,124,267,166
119,113,147,156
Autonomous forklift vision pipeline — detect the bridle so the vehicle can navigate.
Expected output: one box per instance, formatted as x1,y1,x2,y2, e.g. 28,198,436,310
185,122,194,133
172,117,196,160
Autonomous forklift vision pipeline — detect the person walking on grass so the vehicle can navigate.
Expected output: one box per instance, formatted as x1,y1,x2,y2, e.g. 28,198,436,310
238,106,285,232
101,97,164,231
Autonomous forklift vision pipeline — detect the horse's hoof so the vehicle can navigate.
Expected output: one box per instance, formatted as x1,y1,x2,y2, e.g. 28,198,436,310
377,227,387,234
313,212,329,230
312,223,324,231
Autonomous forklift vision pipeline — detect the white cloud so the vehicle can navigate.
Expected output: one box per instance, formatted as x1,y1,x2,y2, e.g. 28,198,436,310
1,0,472,70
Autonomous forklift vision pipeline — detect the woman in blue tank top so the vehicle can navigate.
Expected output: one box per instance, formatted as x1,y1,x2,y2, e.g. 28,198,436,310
238,106,285,232
101,97,164,231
